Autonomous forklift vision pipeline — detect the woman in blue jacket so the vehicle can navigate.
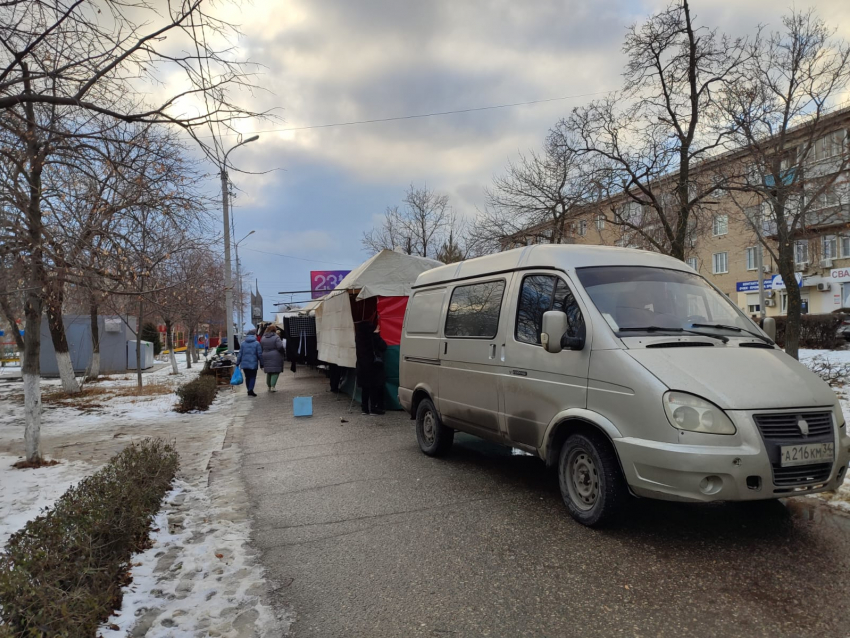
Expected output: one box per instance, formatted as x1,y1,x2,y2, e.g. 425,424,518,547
236,329,264,397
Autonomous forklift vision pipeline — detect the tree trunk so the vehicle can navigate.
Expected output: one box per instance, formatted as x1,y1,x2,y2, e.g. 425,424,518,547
185,332,192,369
46,283,80,394
779,251,802,359
22,82,45,463
165,318,179,374
86,293,100,381
136,296,144,388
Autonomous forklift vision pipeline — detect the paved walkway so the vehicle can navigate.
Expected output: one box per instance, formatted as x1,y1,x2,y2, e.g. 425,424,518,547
240,370,850,638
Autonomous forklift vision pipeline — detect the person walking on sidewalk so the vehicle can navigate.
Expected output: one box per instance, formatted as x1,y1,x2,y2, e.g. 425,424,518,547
261,324,286,392
354,320,387,415
236,329,264,397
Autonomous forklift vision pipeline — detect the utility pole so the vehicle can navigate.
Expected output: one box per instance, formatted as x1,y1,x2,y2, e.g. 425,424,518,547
756,244,766,322
220,135,259,354
234,230,255,340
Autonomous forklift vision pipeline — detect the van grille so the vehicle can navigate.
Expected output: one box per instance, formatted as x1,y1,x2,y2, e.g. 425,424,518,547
753,411,833,441
772,463,832,488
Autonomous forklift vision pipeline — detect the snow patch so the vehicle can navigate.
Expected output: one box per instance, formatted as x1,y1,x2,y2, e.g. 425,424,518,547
102,479,281,637
0,454,96,545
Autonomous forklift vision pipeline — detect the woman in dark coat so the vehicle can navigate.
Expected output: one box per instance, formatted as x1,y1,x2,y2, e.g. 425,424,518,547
261,326,286,392
354,320,387,415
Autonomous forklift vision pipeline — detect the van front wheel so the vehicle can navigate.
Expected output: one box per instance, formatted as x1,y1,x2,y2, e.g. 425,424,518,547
416,398,453,457
558,432,627,527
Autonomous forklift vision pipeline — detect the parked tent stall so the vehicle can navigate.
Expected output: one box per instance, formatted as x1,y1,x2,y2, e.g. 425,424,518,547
316,250,442,409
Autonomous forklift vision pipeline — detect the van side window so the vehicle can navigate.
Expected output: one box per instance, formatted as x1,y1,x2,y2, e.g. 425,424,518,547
516,275,584,345
445,280,506,338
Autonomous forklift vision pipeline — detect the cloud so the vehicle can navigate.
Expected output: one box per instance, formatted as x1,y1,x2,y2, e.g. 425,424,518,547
202,0,850,318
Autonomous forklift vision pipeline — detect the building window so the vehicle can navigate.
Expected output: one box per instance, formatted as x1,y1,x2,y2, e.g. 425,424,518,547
823,235,838,260
578,220,587,237
841,235,850,258
445,280,506,338
808,130,846,163
686,257,698,270
809,188,841,211
745,247,758,271
747,303,761,314
595,213,605,230
712,214,728,236
780,293,810,314
794,240,809,265
712,252,728,274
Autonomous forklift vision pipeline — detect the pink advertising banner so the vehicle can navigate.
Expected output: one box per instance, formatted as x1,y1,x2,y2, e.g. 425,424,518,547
310,270,351,299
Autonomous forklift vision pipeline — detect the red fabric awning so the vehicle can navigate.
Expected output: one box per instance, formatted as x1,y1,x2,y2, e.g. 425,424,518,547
376,296,408,346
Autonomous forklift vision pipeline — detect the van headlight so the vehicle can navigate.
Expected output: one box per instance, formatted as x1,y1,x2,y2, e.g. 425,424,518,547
663,392,736,435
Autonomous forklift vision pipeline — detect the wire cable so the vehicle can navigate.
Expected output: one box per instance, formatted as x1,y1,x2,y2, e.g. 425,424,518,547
196,89,613,139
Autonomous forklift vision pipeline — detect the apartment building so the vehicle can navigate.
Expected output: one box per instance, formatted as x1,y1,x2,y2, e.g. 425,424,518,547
504,108,850,318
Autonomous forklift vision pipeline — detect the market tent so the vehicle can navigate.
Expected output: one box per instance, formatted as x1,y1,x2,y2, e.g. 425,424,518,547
316,250,442,408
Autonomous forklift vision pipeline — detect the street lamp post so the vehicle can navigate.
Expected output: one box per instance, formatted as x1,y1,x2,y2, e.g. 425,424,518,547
221,135,258,355
234,230,255,339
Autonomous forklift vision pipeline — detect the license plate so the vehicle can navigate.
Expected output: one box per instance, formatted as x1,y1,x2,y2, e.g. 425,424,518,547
779,442,835,467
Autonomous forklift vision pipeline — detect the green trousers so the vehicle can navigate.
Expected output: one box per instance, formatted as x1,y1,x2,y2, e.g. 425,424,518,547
266,372,280,388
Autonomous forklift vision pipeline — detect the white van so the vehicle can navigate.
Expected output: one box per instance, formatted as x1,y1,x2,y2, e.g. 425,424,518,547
398,245,850,526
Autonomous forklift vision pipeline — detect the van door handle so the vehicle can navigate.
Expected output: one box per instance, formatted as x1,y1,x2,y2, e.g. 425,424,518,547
443,342,447,355
489,344,496,359
511,369,528,376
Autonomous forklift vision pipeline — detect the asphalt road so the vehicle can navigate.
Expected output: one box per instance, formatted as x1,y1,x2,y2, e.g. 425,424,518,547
239,370,850,638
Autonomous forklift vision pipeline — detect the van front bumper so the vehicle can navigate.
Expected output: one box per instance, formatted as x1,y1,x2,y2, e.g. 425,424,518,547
613,428,850,503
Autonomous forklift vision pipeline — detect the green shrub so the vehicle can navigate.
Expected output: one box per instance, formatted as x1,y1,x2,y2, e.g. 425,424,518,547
773,313,843,350
0,439,179,638
175,374,218,412
140,321,162,356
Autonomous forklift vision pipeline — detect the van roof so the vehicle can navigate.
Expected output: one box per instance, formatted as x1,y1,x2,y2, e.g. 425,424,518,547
413,244,692,288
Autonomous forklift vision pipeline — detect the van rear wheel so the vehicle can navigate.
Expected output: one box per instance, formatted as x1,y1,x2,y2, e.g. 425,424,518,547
416,398,453,457
558,432,627,527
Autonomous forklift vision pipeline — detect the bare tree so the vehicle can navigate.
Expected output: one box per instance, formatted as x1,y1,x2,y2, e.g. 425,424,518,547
721,10,850,359
564,0,747,259
0,0,261,463
362,184,453,259
472,132,593,251
362,206,412,254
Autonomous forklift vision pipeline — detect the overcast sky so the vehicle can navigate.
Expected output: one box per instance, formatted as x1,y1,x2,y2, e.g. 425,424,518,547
199,0,850,320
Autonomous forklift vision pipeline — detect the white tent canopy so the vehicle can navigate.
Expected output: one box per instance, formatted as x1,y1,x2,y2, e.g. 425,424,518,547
336,250,443,300
316,250,443,367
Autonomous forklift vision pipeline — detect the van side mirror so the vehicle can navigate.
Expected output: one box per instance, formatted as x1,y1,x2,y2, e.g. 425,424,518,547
762,316,776,341
541,311,568,353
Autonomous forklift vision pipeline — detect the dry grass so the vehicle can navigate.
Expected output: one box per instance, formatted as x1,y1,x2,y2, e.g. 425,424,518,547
12,458,60,469
34,383,174,412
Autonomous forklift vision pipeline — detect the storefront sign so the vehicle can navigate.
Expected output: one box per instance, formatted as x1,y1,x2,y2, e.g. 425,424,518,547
310,270,351,299
736,280,774,292
829,268,850,283
769,273,803,290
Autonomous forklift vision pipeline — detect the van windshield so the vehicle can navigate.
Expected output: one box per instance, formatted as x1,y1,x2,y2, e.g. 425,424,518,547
574,266,752,336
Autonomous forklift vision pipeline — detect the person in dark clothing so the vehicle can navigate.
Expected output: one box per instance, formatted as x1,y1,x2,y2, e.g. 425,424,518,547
236,330,263,397
354,320,387,415
261,326,286,392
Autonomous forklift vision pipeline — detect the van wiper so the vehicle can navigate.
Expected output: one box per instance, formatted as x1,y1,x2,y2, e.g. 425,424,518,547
619,326,728,343
690,323,774,345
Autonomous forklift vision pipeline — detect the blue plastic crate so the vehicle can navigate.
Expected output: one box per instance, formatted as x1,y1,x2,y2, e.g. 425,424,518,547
293,396,313,417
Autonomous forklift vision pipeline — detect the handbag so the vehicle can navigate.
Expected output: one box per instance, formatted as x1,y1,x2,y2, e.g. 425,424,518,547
230,366,244,385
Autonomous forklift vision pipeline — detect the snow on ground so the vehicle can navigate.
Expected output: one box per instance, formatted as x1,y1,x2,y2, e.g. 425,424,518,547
0,357,282,636
799,349,850,512
0,453,93,545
